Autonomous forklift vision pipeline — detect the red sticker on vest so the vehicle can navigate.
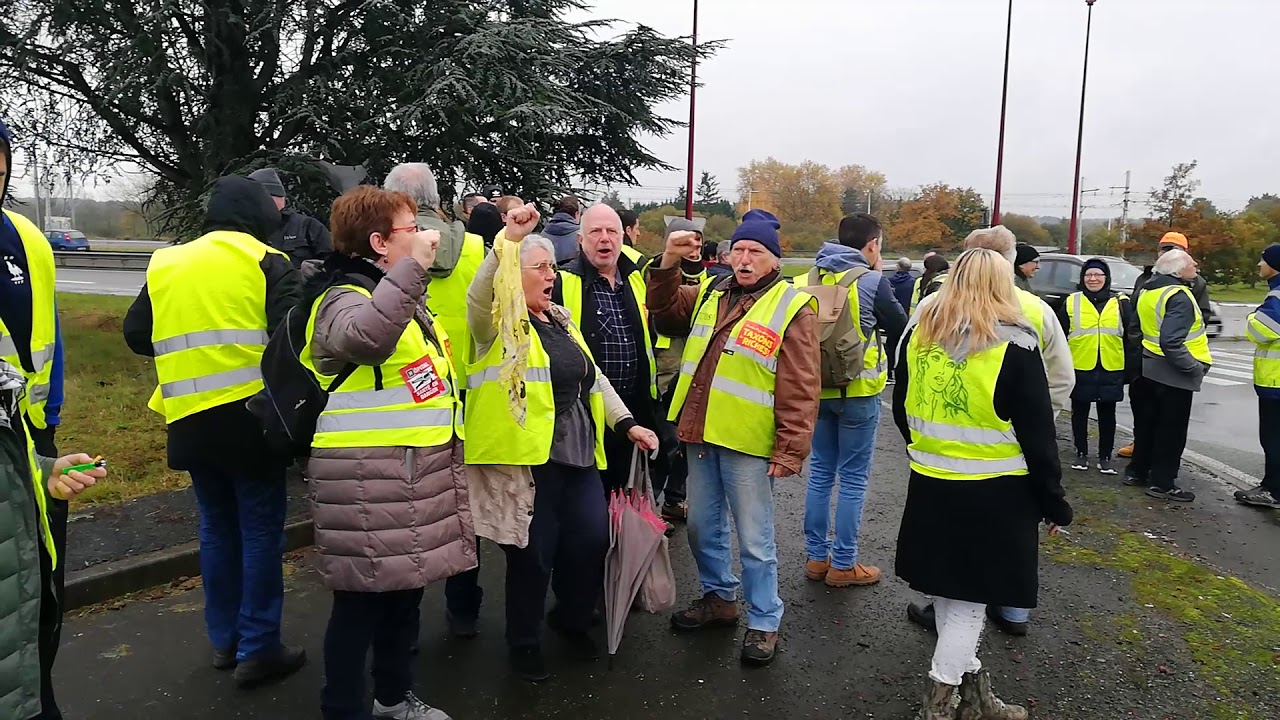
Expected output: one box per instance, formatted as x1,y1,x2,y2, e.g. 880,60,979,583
400,355,447,403
735,321,781,357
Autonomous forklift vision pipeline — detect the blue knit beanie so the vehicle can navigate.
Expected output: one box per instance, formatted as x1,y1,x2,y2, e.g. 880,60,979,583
730,209,782,257
1263,243,1280,273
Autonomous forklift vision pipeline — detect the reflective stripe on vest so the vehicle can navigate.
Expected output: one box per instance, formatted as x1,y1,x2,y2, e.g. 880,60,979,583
1137,284,1213,366
0,209,58,429
558,268,658,399
904,332,1028,481
1249,288,1280,389
668,278,814,458
303,284,462,449
145,231,279,423
1066,293,1125,372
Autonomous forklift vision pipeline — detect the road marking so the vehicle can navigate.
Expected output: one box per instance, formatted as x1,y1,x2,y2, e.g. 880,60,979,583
1202,376,1242,386
1114,422,1259,492
1208,367,1255,381
1213,349,1254,361
56,280,94,285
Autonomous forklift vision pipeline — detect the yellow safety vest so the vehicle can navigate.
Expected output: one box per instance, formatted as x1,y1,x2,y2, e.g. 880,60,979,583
1014,287,1048,351
425,232,484,372
14,411,58,566
620,244,646,266
910,273,947,313
1137,284,1213,366
302,285,461,448
904,332,1028,480
145,231,283,423
668,278,814,458
1247,289,1280,389
1065,292,1126,372
806,267,886,398
655,269,707,350
0,210,58,429
463,316,608,468
558,269,658,399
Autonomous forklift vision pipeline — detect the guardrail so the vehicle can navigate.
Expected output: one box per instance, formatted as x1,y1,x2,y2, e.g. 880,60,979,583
53,251,150,271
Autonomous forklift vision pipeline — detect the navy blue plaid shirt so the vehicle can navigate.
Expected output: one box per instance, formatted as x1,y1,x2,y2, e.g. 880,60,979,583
587,272,641,397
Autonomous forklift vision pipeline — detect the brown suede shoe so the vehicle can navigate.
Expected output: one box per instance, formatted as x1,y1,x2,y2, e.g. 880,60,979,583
670,592,740,631
825,563,882,587
1117,442,1134,458
740,629,779,666
805,558,830,581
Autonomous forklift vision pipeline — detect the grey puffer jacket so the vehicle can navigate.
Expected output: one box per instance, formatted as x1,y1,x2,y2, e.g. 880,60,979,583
0,365,49,720
305,256,477,593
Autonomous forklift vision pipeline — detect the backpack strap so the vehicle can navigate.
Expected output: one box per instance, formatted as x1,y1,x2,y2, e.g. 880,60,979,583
808,265,871,288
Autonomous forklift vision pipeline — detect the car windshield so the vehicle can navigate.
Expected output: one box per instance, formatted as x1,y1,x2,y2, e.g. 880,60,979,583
68,232,87,240
1104,259,1142,290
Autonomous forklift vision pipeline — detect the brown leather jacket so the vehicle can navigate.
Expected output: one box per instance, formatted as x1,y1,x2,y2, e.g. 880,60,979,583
647,265,820,475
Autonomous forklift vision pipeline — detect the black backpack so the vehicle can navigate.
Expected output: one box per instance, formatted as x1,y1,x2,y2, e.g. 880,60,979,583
246,272,376,461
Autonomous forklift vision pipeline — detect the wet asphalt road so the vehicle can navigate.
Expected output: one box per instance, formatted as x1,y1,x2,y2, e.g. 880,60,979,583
55,267,144,297
56,410,1280,720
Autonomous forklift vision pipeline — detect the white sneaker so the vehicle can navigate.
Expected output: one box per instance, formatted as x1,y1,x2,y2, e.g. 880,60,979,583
373,692,452,720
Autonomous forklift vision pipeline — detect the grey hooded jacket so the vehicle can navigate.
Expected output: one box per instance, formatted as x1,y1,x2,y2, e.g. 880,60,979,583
1138,273,1210,392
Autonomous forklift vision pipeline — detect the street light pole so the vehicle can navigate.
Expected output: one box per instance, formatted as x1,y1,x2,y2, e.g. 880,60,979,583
1066,0,1097,255
684,0,699,221
991,0,1013,226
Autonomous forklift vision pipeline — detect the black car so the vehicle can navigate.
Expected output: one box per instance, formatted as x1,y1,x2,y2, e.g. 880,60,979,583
1029,254,1221,338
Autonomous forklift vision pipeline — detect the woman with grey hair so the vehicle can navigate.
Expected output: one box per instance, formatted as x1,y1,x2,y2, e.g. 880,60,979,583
1124,248,1211,502
463,206,658,682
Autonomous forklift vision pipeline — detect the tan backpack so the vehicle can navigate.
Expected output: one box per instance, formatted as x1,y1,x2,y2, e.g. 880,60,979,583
801,267,875,394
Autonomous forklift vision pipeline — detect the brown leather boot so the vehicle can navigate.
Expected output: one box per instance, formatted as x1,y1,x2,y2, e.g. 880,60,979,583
670,592,739,631
956,670,1027,720
917,678,958,720
825,564,882,587
1117,442,1134,458
805,558,830,581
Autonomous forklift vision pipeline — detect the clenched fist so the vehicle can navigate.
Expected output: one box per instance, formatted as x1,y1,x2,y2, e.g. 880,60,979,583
411,229,441,270
504,203,541,242
662,230,702,269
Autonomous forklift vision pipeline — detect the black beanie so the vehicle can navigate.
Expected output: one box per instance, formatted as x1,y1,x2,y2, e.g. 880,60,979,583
1014,243,1040,266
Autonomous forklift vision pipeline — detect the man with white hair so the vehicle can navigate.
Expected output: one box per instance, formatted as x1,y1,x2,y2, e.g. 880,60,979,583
904,225,1074,638
1124,248,1211,503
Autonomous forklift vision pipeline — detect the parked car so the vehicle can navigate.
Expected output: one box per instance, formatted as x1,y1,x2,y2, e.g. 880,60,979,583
46,230,91,251
1029,253,1222,337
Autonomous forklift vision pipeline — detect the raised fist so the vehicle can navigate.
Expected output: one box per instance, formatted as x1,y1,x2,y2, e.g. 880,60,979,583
504,203,541,242
411,229,441,270
664,230,701,260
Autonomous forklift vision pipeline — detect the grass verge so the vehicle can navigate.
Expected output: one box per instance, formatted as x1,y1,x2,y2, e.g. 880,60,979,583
1208,282,1267,304
54,293,186,507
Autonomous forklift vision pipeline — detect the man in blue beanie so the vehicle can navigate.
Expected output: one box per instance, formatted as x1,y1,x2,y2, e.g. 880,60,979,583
1237,243,1280,509
647,208,821,666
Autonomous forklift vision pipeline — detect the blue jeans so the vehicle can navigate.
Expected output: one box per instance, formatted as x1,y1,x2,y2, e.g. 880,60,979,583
998,606,1031,623
189,467,288,660
804,396,881,569
686,443,783,632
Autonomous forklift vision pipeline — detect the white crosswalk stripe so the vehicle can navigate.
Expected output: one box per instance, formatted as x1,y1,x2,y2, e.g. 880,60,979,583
1201,346,1253,387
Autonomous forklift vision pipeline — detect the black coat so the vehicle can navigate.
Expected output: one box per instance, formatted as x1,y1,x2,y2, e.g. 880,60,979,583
891,328,1072,609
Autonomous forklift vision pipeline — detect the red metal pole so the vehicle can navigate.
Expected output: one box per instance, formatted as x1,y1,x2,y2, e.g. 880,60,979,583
1067,0,1096,255
991,0,1013,226
685,0,698,221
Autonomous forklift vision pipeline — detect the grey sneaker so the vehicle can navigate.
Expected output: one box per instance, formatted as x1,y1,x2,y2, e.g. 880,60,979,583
1234,485,1280,509
1070,452,1088,471
373,692,452,720
1146,486,1195,503
1098,455,1117,475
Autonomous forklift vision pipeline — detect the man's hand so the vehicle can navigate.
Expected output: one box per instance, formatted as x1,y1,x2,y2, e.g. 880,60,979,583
767,462,794,478
662,230,701,269
49,453,107,500
504,203,541,242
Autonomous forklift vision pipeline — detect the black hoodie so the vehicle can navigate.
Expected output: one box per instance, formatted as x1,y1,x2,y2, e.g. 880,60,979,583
122,176,302,472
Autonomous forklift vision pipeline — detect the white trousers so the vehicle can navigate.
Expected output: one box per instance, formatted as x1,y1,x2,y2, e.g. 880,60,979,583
930,597,985,686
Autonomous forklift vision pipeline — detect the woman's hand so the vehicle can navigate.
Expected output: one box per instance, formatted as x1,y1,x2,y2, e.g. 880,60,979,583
626,425,660,452
49,454,107,500
504,204,541,242
411,229,441,270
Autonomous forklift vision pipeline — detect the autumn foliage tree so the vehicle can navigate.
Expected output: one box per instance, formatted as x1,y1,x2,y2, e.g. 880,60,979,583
882,183,985,253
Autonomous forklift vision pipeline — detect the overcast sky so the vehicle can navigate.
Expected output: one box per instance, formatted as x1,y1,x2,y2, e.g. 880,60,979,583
583,0,1278,218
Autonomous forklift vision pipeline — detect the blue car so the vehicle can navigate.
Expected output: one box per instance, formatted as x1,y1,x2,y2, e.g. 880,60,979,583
46,230,91,251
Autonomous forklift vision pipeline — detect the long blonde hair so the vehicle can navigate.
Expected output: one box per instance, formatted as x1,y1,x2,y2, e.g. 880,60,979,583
915,248,1024,355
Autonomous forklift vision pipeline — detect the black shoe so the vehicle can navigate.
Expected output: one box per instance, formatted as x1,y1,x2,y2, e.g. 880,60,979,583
233,645,307,688
1098,455,1117,475
1235,485,1280,509
212,647,237,671
907,601,937,634
1146,486,1196,503
547,611,600,661
446,610,479,639
509,646,550,683
985,605,1029,637
1070,452,1088,471
1123,471,1148,487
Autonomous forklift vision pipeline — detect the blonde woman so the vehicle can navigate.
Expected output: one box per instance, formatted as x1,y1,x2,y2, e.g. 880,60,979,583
891,249,1072,720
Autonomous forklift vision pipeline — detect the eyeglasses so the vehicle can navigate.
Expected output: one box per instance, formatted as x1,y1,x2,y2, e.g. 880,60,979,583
522,262,557,275
1083,272,1107,279
389,224,421,235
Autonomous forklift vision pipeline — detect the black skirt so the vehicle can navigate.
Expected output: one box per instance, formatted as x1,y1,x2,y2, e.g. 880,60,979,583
894,470,1044,609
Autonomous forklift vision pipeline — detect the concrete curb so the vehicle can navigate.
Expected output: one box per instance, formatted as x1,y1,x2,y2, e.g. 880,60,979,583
65,519,314,612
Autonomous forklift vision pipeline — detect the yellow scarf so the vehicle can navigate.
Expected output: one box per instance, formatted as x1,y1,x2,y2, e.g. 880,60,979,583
491,235,531,426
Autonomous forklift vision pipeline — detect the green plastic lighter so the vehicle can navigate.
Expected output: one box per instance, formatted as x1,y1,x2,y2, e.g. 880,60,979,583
62,456,107,474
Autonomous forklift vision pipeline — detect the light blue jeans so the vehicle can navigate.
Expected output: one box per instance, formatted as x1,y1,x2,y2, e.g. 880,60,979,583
686,443,783,632
999,606,1031,623
804,396,881,569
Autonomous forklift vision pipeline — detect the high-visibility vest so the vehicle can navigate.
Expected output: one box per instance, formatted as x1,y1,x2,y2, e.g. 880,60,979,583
620,244,646,267
145,231,283,423
1065,292,1126,372
14,406,58,566
806,267,886,398
0,210,58,429
1137,283,1213,366
425,232,484,372
904,332,1028,480
910,273,948,313
463,316,608,468
1014,287,1048,351
655,269,707,350
302,285,462,449
1246,288,1280,390
668,278,814,458
558,269,658,399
